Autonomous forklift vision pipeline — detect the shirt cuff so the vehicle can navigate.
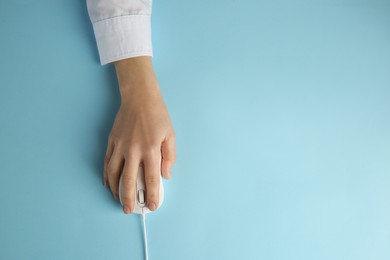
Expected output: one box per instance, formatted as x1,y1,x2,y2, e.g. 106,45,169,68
92,15,153,65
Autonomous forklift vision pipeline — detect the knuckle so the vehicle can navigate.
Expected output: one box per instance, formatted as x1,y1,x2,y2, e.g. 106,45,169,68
122,197,135,207
107,164,121,176
147,193,159,203
108,174,118,186
124,148,138,161
114,139,124,149
106,164,115,174
123,142,140,157
121,174,136,187
163,156,176,165
144,145,160,159
145,175,159,186
127,141,139,150
165,154,176,162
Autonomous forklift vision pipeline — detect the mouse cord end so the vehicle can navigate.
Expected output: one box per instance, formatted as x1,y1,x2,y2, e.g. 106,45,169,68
142,209,149,260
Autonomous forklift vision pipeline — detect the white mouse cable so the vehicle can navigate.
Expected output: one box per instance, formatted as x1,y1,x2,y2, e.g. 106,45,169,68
142,208,149,260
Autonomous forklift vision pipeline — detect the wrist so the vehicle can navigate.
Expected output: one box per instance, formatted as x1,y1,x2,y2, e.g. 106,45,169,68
114,56,161,101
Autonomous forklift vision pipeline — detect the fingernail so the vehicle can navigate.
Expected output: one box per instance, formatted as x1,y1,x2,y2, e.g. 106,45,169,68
113,194,119,201
104,180,108,188
123,205,131,214
148,202,156,211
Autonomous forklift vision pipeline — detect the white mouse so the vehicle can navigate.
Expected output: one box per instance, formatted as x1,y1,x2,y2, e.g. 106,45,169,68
119,166,164,214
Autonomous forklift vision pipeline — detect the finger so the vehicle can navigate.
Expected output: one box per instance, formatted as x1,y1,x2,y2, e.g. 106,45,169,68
119,157,139,214
103,138,115,188
144,150,161,211
107,148,125,200
161,133,176,179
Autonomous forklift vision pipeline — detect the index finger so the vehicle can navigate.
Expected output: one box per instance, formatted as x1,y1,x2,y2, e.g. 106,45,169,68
119,157,139,214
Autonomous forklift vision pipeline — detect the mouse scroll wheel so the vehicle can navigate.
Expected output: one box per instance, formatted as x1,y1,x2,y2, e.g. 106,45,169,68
137,189,146,205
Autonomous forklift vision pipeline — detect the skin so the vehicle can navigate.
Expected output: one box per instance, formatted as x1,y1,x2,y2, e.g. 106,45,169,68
103,56,176,214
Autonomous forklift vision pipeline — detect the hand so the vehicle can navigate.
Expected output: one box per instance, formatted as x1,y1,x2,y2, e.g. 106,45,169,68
103,57,176,214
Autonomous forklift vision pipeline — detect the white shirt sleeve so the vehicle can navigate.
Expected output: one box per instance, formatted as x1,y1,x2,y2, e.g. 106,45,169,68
86,0,153,65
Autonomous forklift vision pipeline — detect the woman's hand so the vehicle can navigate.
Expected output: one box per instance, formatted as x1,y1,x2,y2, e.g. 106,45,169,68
104,57,176,214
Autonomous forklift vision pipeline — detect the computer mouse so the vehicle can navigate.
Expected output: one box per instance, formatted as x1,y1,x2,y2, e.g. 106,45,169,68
119,166,164,214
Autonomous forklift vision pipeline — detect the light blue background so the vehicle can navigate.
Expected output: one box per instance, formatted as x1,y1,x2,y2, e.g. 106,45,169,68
0,0,390,259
